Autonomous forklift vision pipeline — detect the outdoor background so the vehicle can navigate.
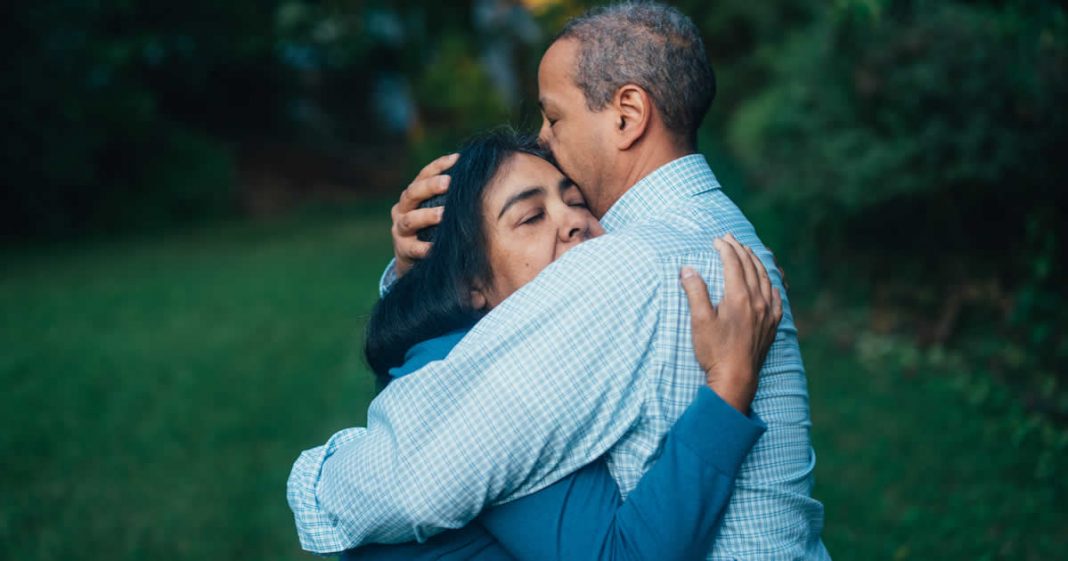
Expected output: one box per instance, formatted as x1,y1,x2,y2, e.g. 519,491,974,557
2,0,1065,559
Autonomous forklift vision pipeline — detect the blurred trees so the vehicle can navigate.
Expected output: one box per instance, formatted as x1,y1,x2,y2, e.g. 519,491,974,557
719,0,1067,417
1,1,281,236
1,0,518,237
2,0,1064,416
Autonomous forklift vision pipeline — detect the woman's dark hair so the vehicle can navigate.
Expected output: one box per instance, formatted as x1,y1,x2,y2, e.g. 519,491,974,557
364,128,548,387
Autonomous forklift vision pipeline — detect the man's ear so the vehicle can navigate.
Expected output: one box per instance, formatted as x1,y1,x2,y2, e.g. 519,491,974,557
613,84,652,150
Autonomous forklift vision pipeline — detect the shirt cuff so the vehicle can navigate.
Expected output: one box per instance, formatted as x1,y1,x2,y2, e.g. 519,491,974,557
287,428,365,555
378,259,398,297
672,386,767,478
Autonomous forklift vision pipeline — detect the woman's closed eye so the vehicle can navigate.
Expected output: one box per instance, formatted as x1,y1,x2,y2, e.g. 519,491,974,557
520,211,545,226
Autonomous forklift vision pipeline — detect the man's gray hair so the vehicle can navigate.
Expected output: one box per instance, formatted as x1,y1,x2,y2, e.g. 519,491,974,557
555,1,716,145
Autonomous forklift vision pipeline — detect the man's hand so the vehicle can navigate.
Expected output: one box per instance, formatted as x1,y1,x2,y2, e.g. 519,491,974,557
390,153,458,276
680,234,783,414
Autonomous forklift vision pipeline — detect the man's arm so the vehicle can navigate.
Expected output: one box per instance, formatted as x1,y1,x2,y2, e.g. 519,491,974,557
289,235,664,553
342,391,765,561
378,258,397,297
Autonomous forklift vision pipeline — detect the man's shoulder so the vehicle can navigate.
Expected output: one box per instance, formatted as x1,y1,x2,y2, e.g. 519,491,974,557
616,195,752,263
550,230,662,278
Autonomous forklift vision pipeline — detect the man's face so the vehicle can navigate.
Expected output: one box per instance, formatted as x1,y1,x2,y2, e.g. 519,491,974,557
537,39,615,218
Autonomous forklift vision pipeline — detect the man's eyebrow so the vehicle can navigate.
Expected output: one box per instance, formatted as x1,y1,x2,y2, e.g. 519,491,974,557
497,187,546,220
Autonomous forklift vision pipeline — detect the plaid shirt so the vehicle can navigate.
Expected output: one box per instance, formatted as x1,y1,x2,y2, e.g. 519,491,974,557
288,154,829,559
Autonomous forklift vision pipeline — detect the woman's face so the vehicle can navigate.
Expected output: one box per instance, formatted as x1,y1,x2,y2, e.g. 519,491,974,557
475,153,603,309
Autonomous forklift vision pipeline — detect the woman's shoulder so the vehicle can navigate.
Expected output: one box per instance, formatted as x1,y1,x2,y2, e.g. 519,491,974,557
389,328,472,379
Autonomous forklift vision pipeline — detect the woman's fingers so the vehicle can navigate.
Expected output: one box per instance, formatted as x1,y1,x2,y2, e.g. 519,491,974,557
743,244,773,312
725,234,759,302
715,237,746,301
680,266,717,325
680,266,720,383
768,248,789,292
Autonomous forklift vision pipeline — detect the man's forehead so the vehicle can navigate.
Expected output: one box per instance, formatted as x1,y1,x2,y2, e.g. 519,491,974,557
542,39,576,80
538,39,580,105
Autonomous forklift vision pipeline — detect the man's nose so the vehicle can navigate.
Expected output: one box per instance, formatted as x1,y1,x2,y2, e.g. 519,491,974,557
537,121,550,147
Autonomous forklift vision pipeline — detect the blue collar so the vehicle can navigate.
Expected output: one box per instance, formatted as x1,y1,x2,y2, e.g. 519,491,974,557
599,154,722,232
388,328,471,379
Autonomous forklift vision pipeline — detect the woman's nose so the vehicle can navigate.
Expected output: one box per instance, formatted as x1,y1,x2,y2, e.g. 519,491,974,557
559,213,587,242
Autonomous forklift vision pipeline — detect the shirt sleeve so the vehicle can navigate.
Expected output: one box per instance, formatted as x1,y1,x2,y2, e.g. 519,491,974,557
479,386,767,561
378,258,398,297
288,236,664,553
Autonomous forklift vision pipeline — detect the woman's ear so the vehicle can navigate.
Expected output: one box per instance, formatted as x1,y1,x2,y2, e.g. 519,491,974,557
470,289,489,311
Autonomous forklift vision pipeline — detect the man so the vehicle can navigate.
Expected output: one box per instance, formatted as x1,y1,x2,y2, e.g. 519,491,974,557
289,3,829,559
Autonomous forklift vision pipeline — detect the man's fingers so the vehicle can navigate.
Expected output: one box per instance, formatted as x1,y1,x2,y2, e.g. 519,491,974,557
408,241,433,260
397,207,444,236
680,266,717,325
715,237,746,300
415,153,460,181
399,176,450,213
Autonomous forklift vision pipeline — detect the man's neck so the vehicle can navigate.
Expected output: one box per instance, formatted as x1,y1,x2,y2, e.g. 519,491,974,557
598,142,693,218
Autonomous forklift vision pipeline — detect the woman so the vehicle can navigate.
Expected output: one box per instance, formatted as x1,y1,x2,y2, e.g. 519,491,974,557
356,129,781,560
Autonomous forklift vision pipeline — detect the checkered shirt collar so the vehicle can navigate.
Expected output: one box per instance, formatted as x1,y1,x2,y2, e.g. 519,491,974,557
599,153,722,232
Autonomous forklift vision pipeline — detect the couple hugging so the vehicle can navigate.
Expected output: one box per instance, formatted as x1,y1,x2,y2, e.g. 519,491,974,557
288,3,829,559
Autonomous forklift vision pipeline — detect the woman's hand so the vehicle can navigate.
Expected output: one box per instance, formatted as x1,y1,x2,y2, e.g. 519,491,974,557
390,153,458,276
680,234,783,415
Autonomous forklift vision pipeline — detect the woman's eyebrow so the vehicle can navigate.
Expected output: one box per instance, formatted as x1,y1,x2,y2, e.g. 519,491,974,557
497,186,545,220
557,178,575,194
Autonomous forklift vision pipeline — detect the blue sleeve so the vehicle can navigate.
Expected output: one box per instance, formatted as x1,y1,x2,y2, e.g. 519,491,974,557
340,523,516,561
477,386,767,561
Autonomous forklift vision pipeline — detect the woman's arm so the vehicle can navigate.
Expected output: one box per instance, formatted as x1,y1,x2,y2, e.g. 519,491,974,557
343,523,514,561
478,386,765,561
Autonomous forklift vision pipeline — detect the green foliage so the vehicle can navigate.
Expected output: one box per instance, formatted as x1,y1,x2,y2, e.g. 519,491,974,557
724,0,1068,413
729,1,1067,257
408,34,512,166
807,313,1068,560
0,1,285,237
95,126,236,231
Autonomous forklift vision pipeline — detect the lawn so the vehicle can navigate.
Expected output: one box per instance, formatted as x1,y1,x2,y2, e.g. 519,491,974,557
1,207,1063,560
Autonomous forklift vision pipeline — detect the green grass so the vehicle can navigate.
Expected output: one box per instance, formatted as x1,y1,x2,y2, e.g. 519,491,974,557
1,209,1064,560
